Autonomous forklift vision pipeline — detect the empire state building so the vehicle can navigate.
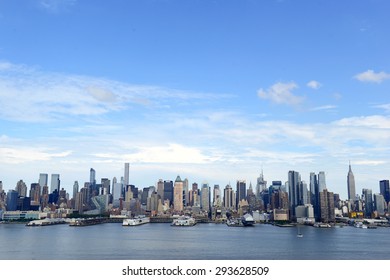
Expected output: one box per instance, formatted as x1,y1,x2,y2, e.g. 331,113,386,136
347,162,356,200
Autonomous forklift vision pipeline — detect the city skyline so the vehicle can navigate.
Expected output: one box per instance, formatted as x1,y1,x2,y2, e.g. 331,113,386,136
0,162,388,203
1,1,390,199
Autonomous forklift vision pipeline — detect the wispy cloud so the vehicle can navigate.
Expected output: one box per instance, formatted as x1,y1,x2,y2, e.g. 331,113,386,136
373,103,390,113
354,69,390,83
306,80,322,89
257,82,303,106
39,0,77,13
0,61,231,122
310,105,337,111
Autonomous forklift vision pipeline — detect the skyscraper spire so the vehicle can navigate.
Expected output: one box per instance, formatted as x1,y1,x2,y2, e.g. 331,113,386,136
347,161,356,201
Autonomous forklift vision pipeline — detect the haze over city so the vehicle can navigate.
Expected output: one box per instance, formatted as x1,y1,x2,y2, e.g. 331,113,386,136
0,0,389,199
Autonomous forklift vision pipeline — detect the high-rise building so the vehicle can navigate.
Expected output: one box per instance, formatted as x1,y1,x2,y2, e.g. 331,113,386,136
213,184,221,207
72,181,79,201
236,180,246,207
379,180,390,204
318,171,326,192
347,162,356,201
90,168,96,185
50,174,60,194
362,188,373,218
157,179,164,201
201,183,210,212
288,170,301,219
163,180,173,206
15,180,27,197
374,193,385,216
223,184,234,209
39,173,48,189
30,183,41,203
183,178,189,207
6,190,18,211
256,170,267,198
124,163,130,186
319,189,335,223
173,175,183,211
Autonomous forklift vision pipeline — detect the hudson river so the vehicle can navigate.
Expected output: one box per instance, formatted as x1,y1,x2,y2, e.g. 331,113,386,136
1,223,389,260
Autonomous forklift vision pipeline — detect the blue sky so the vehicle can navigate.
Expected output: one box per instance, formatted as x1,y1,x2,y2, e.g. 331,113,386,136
0,0,389,199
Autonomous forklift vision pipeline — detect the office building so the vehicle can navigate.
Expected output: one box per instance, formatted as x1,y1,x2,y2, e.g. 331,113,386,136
39,173,48,189
319,189,335,223
362,188,373,218
50,174,60,194
15,180,27,197
124,163,130,186
288,170,301,219
236,180,246,208
163,180,173,206
173,175,183,211
6,190,18,211
374,193,385,216
379,180,390,204
347,162,356,201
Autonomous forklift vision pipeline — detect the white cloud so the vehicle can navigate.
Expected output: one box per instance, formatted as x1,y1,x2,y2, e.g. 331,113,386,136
0,147,72,164
354,69,390,83
373,103,390,113
306,80,322,89
257,82,303,106
310,105,337,111
353,160,387,166
335,115,390,129
0,62,230,122
39,0,77,13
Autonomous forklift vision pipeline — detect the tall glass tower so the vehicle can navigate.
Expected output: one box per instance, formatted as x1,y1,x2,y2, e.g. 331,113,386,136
347,162,356,201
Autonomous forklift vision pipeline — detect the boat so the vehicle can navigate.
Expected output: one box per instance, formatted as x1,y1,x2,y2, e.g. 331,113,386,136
226,214,255,227
226,218,243,227
313,222,332,228
354,222,368,229
241,213,255,226
26,218,66,226
171,216,196,226
122,215,150,226
297,225,303,237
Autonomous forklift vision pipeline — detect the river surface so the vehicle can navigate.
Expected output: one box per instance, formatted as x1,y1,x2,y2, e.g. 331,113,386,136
1,223,389,260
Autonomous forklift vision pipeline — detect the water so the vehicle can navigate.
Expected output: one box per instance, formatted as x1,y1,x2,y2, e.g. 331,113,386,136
1,223,389,260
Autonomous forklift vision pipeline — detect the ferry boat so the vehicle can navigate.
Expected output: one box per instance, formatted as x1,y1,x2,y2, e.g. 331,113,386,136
241,213,255,226
122,215,150,226
171,216,196,226
226,214,255,227
354,222,368,229
313,222,332,228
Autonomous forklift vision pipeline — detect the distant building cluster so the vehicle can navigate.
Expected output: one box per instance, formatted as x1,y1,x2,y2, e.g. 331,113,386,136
0,163,389,223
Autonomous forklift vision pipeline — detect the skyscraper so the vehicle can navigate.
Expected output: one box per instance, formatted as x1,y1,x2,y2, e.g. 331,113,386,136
379,180,390,204
236,180,246,207
39,173,48,188
15,180,27,197
157,179,164,201
288,170,301,218
347,162,356,201
213,184,221,207
223,184,234,209
163,180,173,206
256,170,267,198
201,183,210,212
50,174,60,194
173,175,183,211
124,163,130,186
90,168,96,185
362,188,373,218
319,189,335,223
318,171,326,192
